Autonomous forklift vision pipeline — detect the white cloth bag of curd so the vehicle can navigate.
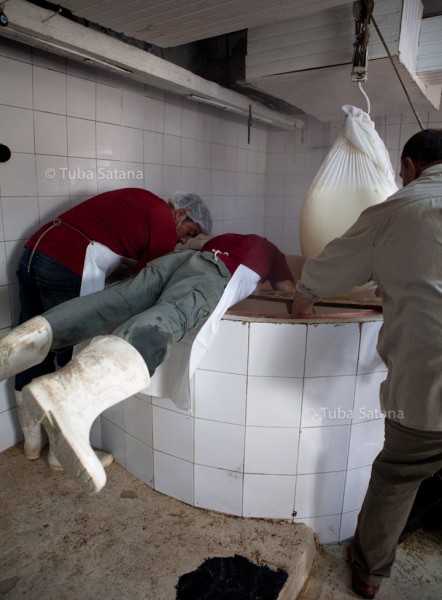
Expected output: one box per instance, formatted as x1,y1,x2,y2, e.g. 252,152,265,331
300,104,398,258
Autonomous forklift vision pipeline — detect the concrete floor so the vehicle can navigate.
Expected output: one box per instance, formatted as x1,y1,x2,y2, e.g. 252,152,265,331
1,443,441,600
298,530,442,600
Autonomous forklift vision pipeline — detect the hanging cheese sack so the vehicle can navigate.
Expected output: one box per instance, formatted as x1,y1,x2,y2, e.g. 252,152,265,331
300,105,398,258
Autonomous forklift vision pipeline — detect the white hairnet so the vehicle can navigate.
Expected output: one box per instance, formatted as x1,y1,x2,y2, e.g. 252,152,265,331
168,192,213,235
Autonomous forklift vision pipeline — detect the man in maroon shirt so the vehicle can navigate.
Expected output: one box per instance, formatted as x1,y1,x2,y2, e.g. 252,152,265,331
14,188,212,471
1,234,295,493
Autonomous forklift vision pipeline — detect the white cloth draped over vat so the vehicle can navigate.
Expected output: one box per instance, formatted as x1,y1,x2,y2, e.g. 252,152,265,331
146,265,260,411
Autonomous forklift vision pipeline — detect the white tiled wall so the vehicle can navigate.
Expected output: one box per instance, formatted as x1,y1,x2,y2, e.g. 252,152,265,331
0,35,269,442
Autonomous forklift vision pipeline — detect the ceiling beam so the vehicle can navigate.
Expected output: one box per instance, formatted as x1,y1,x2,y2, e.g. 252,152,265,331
0,0,304,131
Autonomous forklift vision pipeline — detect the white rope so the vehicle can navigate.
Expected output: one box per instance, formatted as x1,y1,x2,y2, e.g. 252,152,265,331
358,81,371,114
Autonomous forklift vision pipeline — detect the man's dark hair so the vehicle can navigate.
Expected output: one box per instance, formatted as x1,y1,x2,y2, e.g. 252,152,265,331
401,129,442,166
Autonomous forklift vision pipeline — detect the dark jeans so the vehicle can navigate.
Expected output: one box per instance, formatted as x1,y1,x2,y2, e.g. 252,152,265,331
15,249,82,390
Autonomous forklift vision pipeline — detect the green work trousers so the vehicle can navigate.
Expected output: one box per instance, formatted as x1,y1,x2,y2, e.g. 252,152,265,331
44,250,231,375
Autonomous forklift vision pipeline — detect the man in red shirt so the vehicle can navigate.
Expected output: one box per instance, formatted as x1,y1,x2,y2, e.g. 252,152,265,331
1,234,295,493
14,188,212,470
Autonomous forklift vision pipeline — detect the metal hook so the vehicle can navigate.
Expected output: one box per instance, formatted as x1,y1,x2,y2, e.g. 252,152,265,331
358,81,371,114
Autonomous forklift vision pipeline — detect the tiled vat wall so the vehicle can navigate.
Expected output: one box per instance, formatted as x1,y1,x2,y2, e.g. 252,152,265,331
1,32,441,450
100,318,387,544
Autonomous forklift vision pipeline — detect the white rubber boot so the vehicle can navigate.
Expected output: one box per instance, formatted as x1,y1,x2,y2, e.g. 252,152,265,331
22,335,150,494
47,446,113,471
0,316,52,381
15,390,48,459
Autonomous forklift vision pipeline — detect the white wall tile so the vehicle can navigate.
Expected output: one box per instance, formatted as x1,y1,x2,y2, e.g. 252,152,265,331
100,418,125,467
33,66,66,114
143,164,164,196
96,160,122,194
248,322,306,378
305,323,360,377
90,416,102,449
96,122,121,160
119,162,144,189
353,372,386,423
181,103,199,139
194,370,246,424
67,158,98,197
199,320,249,374
1,153,37,197
211,170,225,195
144,130,164,164
152,405,193,462
125,433,154,486
298,425,351,474
180,167,197,191
244,427,299,475
0,378,14,413
246,375,302,427
194,464,243,516
123,395,153,446
164,134,181,166
195,419,244,471
1,197,39,241
122,91,144,129
348,419,385,470
195,168,211,195
181,138,197,168
102,401,124,428
211,144,225,170
343,465,371,513
154,451,193,505
5,240,24,285
301,375,356,427
225,120,239,147
212,117,226,145
339,510,358,542
164,102,182,137
225,146,238,172
67,76,96,120
0,106,34,154
0,408,23,452
197,112,213,142
96,84,122,125
358,321,386,374
295,471,346,518
243,474,296,518
37,196,71,224
164,165,181,193
196,141,212,169
121,127,143,162
296,514,341,544
144,96,165,133
35,155,69,196
0,57,33,109
34,112,67,155
67,118,96,158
